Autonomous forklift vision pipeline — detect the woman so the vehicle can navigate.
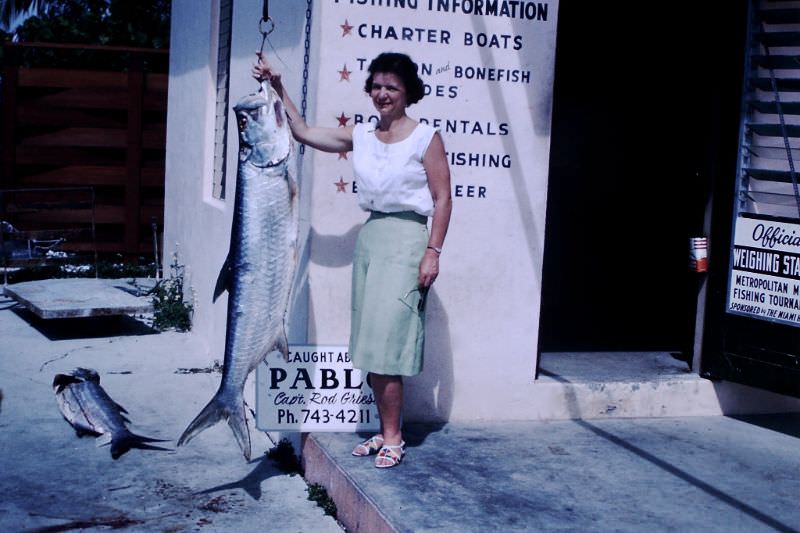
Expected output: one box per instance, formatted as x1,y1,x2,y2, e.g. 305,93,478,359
253,51,451,468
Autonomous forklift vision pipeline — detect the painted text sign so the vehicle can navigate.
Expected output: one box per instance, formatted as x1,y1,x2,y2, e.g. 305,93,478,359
255,345,380,432
727,216,800,327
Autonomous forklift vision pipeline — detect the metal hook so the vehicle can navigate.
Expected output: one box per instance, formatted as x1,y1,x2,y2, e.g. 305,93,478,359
259,17,275,37
258,16,275,56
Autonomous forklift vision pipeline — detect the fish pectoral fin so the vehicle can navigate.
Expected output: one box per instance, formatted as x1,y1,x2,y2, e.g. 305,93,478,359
213,254,233,302
95,433,112,447
276,327,290,362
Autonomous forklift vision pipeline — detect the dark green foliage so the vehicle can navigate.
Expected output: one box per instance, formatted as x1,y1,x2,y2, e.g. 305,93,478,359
1,0,170,70
2,259,155,283
150,255,192,332
95,259,157,279
15,0,111,44
307,483,338,518
0,0,39,29
4,0,169,47
267,438,302,475
266,440,339,519
105,0,170,49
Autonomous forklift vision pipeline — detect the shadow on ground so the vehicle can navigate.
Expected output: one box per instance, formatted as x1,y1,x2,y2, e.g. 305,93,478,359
728,412,800,439
195,454,287,501
12,307,158,340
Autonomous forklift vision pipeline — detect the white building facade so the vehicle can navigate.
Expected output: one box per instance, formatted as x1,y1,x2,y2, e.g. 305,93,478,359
164,0,800,429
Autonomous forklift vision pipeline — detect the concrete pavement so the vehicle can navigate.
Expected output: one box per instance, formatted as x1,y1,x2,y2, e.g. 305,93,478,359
305,415,800,532
2,291,800,532
0,295,341,532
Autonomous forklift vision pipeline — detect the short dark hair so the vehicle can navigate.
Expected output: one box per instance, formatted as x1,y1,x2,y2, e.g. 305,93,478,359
363,52,425,106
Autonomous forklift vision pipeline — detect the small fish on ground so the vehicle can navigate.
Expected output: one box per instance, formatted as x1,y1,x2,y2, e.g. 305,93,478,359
53,367,169,459
177,79,299,461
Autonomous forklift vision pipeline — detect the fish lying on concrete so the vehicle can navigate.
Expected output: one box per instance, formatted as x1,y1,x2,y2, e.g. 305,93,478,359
178,81,298,461
53,368,168,459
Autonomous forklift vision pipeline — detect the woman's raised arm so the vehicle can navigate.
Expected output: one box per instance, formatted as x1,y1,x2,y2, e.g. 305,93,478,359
253,52,353,154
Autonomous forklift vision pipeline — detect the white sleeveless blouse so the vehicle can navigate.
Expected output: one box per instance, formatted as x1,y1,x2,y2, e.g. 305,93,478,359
352,122,437,217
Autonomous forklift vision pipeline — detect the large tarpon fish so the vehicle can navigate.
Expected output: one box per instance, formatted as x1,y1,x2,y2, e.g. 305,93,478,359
53,368,167,459
178,81,298,460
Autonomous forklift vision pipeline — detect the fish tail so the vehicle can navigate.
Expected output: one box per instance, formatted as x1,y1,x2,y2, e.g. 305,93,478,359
226,402,252,461
177,390,252,460
110,430,171,460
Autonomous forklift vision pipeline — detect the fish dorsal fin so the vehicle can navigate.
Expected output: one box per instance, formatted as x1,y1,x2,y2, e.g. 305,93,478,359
74,367,100,384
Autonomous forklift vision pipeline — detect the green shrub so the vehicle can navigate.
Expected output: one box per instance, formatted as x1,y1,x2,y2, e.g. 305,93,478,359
150,255,192,332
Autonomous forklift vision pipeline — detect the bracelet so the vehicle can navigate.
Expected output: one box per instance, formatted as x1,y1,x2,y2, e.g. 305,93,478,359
427,245,442,254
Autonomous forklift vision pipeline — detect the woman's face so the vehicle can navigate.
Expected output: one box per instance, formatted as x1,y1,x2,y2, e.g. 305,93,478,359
370,72,408,117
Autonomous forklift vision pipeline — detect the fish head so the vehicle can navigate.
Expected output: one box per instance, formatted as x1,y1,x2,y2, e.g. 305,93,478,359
233,82,292,167
53,367,99,392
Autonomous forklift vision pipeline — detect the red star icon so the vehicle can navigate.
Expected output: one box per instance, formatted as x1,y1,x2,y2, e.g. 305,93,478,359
338,152,349,160
338,64,351,82
336,112,350,127
334,176,349,192
341,19,354,37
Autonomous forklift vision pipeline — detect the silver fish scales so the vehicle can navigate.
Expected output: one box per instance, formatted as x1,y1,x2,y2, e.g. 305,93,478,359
178,82,298,460
53,368,167,459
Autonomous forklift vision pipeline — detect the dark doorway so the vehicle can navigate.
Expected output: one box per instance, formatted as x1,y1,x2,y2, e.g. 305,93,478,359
538,4,746,355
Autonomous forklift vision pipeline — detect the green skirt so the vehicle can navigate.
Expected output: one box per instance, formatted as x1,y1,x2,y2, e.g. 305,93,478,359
349,211,428,376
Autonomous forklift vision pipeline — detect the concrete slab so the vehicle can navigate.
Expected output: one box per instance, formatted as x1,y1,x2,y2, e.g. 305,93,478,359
3,277,155,318
3,292,800,533
0,297,341,532
539,351,691,382
304,417,800,532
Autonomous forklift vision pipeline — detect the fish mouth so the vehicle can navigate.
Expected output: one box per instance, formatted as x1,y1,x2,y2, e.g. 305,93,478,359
243,147,291,169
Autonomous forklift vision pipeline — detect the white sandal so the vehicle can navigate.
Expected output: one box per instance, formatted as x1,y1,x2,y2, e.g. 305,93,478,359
375,441,406,468
352,435,384,456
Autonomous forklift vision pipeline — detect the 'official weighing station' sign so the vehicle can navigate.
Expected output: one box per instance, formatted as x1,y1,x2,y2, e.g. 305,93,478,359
727,216,800,327
256,346,380,432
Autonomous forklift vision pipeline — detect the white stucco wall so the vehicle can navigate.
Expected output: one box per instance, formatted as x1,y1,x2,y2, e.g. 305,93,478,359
165,0,560,422
298,2,559,422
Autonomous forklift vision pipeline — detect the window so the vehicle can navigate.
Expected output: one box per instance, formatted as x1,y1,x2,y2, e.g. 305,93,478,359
212,0,233,199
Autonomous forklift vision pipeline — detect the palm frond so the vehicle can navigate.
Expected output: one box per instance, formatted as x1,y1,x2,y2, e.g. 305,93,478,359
0,0,44,30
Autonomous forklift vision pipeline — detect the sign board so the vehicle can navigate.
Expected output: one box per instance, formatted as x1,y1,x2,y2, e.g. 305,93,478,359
727,215,800,327
310,0,556,211
303,0,560,423
255,345,380,432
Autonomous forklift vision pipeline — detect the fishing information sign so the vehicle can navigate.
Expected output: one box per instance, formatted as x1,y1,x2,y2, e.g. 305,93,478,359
255,345,380,432
304,0,560,412
727,215,800,327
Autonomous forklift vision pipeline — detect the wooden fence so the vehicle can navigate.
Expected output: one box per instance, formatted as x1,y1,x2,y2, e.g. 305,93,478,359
0,42,168,262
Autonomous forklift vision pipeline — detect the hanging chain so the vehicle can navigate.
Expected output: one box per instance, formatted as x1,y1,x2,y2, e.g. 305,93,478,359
300,0,313,154
762,22,800,219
